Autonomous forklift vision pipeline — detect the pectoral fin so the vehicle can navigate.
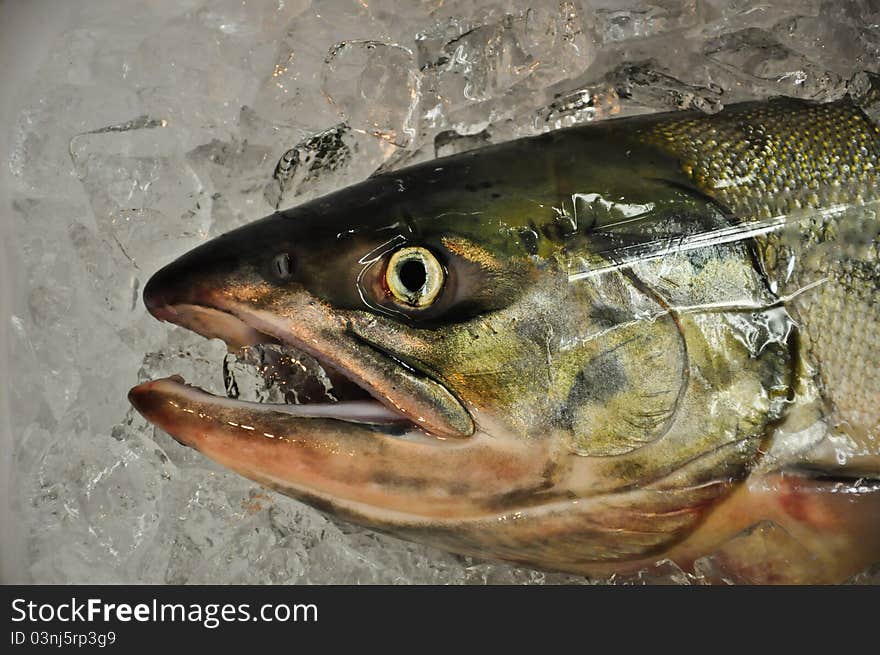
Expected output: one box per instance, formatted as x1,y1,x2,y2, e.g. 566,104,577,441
675,472,880,584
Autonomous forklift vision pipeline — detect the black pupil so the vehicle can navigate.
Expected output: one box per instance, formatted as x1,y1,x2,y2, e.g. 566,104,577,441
398,258,427,293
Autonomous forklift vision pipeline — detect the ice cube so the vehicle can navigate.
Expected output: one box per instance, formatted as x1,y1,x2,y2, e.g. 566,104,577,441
24,410,169,583
9,84,140,199
185,137,276,234
264,123,392,209
323,40,421,148
222,344,337,406
702,27,845,101
416,3,593,133
592,0,710,44
605,60,724,113
68,116,212,271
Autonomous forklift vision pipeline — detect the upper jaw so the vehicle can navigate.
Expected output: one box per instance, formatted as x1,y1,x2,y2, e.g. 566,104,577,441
135,285,474,439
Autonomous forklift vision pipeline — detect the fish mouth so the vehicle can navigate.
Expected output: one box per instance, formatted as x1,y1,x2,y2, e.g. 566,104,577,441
130,300,474,440
127,287,560,523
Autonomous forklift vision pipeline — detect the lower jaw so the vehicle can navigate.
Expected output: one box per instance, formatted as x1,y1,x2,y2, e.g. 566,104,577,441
132,372,418,431
127,375,489,520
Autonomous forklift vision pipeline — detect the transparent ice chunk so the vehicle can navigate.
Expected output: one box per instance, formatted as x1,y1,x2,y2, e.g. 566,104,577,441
416,3,593,133
323,41,421,148
9,84,140,199
702,27,846,101
592,0,710,44
69,119,210,269
222,344,337,406
264,122,395,208
605,61,724,113
185,137,276,234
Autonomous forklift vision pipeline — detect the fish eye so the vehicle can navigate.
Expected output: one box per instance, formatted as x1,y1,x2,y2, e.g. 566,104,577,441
385,246,445,308
272,253,293,279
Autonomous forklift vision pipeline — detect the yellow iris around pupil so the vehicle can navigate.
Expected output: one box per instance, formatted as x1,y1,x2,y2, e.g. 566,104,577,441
386,246,445,307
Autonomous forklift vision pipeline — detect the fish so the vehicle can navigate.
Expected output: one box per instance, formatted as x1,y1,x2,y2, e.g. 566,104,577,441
129,96,880,584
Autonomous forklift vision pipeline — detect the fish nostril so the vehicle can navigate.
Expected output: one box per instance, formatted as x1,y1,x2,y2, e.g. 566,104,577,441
272,252,294,280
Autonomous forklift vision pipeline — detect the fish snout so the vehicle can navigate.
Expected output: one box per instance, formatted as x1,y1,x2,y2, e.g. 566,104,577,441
128,376,194,447
142,276,179,323
142,239,231,320
140,229,280,348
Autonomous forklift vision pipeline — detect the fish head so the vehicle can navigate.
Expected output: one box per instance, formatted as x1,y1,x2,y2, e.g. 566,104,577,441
130,135,793,571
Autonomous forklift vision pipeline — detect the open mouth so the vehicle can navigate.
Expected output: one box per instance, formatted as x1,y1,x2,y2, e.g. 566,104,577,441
127,278,555,523
191,304,411,429
130,302,473,439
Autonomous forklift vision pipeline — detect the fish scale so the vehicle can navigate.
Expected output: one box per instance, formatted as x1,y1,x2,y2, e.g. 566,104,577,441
638,99,880,217
639,98,880,438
